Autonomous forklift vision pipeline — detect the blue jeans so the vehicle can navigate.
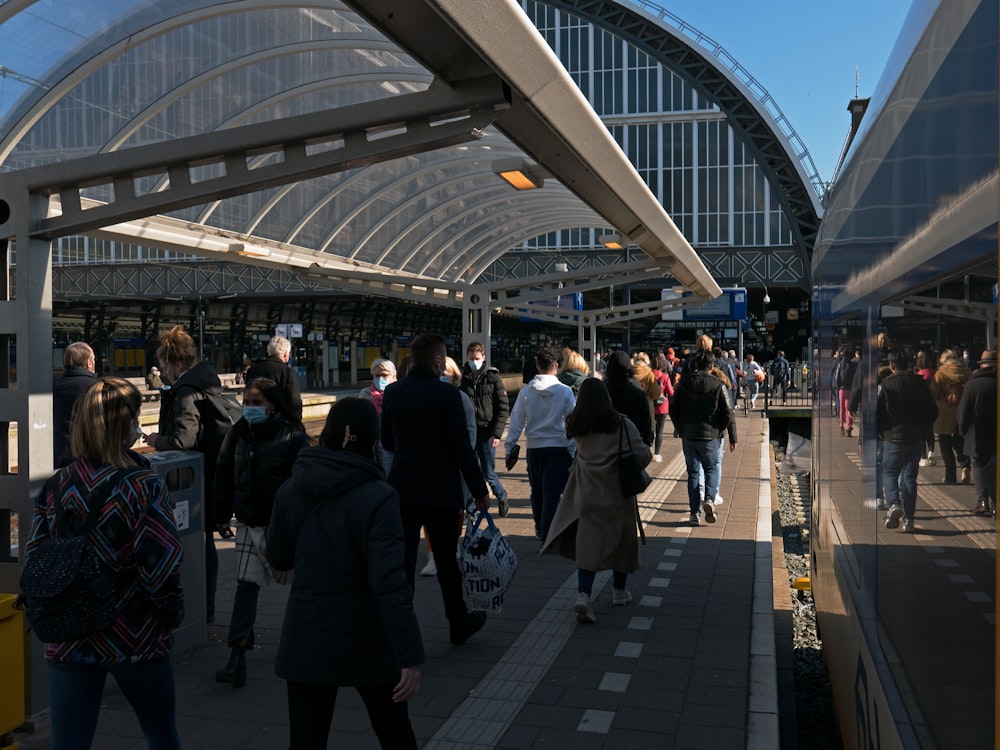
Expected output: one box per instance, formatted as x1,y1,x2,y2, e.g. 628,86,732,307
526,446,573,542
475,428,507,501
49,659,180,750
682,438,721,514
696,437,725,498
882,440,923,521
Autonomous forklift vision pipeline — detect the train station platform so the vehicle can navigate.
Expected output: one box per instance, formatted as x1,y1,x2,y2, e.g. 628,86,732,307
20,407,788,750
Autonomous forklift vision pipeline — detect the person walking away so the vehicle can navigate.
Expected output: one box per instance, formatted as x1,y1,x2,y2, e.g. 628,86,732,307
957,350,997,517
670,349,738,525
52,342,97,468
877,349,938,532
143,325,228,623
838,349,861,435
631,352,663,433
769,350,791,404
461,341,511,516
542,379,650,624
651,354,674,462
26,378,184,749
267,399,423,749
915,349,938,465
214,377,309,688
246,335,303,420
381,332,491,645
504,346,576,544
603,350,652,447
930,350,972,484
557,350,591,395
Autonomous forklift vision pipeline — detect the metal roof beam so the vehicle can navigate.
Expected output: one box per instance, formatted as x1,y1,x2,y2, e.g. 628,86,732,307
5,75,509,240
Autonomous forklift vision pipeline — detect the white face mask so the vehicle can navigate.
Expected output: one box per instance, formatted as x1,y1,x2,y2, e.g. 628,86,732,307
468,358,484,371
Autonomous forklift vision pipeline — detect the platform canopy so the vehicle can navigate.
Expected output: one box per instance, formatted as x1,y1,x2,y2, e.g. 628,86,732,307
0,0,722,301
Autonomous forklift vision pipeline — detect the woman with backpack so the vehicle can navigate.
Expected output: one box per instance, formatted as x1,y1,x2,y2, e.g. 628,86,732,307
24,378,184,749
143,325,228,623
213,377,310,688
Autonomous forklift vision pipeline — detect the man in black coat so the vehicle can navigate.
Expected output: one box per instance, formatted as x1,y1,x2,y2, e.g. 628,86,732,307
460,341,510,516
246,335,302,419
670,349,737,526
52,342,96,468
877,349,938,532
381,332,490,645
958,350,997,517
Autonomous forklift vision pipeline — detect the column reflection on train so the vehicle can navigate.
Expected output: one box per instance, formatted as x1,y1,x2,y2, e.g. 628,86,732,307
810,1,997,748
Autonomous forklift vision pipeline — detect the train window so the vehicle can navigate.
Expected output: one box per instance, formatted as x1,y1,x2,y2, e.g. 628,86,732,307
874,271,996,748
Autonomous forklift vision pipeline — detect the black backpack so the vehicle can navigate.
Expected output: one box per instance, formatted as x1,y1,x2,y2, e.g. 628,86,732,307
181,386,242,482
16,474,121,642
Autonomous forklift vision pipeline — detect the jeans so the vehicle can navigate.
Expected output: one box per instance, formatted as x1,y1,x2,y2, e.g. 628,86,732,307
682,438,722,514
226,579,260,647
525,446,573,542
972,453,997,510
286,680,417,750
696,437,725,498
401,505,467,623
578,568,627,594
875,437,884,501
653,414,667,454
838,388,853,432
49,659,179,750
882,440,923,521
937,433,970,482
475,428,507,501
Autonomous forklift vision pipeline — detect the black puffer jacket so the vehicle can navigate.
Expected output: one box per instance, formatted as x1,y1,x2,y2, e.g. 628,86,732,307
957,366,997,458
670,370,737,444
877,370,937,443
213,413,309,526
605,375,653,446
460,364,509,438
154,360,223,454
267,446,424,686
245,355,303,419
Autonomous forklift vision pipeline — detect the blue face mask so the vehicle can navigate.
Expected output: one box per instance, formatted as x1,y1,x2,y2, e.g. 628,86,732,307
468,358,484,371
375,376,391,392
243,405,268,424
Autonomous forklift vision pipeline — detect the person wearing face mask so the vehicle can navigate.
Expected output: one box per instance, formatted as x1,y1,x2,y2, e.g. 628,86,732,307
213,377,310,687
460,342,511,516
360,358,397,475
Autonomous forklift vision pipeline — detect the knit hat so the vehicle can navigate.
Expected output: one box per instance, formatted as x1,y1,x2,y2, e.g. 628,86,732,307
605,350,632,376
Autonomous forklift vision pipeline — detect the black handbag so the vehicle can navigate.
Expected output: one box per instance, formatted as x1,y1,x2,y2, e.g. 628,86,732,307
617,418,652,496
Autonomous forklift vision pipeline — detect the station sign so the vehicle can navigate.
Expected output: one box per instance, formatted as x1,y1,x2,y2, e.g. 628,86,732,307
661,288,748,321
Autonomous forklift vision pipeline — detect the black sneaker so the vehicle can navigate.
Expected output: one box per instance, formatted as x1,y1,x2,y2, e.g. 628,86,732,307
450,611,487,645
498,495,510,518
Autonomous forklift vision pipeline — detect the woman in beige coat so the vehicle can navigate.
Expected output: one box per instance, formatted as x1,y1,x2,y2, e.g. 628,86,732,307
542,378,651,624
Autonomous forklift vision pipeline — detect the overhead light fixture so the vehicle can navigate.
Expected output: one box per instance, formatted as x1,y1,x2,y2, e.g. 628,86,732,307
492,158,545,190
228,242,271,258
599,233,626,250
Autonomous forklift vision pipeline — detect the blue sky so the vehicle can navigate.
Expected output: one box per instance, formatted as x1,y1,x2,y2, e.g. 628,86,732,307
663,1,912,186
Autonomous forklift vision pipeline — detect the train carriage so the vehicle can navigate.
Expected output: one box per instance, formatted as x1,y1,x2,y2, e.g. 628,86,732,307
811,0,998,747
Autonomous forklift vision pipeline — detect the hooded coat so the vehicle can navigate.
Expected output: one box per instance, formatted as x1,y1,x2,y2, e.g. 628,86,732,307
504,373,576,453
266,446,424,686
957,366,997,458
542,416,649,573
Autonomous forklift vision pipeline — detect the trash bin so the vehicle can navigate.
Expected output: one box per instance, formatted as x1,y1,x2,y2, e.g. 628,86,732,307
0,594,25,740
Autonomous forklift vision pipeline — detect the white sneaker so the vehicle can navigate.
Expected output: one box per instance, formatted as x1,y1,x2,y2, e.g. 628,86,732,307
702,500,717,523
918,457,935,467
653,454,662,463
420,558,437,576
574,592,596,623
714,493,724,506
612,587,632,606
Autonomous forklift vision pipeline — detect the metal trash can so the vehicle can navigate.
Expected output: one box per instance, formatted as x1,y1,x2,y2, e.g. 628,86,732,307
0,593,25,744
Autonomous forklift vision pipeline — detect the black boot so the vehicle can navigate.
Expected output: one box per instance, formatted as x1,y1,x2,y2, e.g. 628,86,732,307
215,646,247,687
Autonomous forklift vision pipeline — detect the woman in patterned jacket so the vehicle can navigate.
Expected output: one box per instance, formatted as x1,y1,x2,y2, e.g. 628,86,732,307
25,377,184,749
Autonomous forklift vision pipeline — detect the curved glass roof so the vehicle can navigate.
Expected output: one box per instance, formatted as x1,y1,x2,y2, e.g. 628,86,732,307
0,0,815,291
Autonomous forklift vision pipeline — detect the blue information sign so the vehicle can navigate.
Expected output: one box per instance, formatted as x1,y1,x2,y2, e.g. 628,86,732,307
673,288,747,321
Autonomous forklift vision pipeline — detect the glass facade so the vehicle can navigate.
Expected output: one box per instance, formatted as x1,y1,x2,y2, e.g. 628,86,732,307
0,0,801,279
